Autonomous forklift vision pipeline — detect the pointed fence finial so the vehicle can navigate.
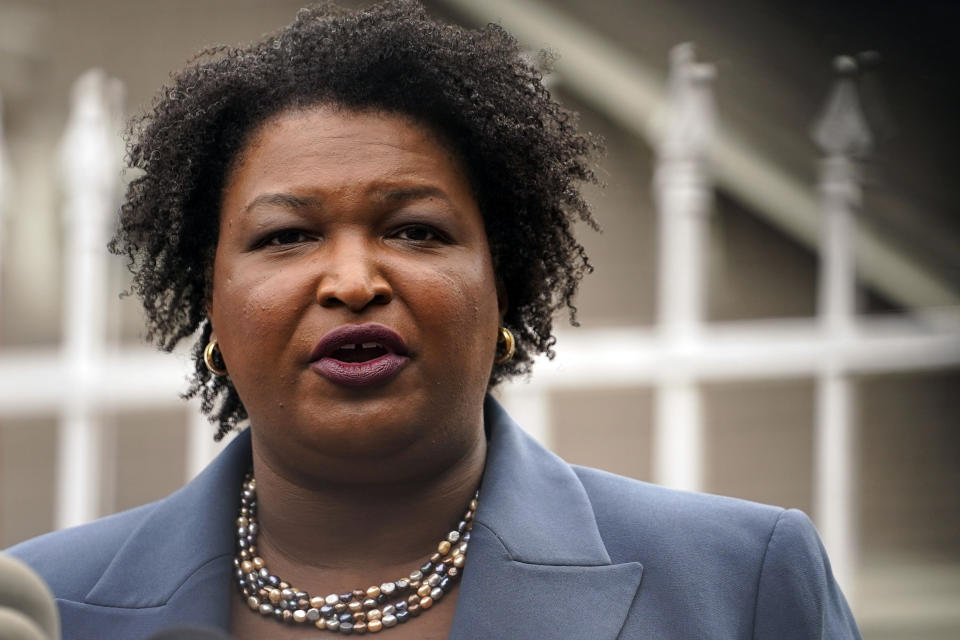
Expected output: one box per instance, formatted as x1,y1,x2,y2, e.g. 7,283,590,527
811,56,873,158
660,43,716,162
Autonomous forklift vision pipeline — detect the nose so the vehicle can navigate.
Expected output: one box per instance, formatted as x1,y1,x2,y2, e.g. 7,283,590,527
315,235,393,312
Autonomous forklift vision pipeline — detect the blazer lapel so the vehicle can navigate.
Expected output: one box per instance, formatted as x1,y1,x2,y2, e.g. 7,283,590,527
449,398,644,640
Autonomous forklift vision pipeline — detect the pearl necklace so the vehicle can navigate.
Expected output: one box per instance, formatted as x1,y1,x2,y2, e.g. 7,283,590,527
233,472,477,634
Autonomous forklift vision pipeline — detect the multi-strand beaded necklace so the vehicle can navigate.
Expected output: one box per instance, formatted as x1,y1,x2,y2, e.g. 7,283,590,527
233,471,477,634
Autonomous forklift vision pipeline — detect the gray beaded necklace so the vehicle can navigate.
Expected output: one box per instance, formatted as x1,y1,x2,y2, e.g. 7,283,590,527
233,471,477,634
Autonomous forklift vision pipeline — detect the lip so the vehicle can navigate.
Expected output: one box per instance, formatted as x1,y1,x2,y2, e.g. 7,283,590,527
309,323,410,387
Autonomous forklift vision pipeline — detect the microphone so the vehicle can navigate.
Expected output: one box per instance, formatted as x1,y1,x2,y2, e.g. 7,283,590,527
0,553,60,640
144,628,235,640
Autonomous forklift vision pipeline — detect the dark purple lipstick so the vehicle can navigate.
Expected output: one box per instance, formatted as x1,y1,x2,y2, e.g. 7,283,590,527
309,323,409,387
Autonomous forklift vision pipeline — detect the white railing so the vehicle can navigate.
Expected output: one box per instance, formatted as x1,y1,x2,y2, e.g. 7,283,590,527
0,46,958,612
498,46,960,606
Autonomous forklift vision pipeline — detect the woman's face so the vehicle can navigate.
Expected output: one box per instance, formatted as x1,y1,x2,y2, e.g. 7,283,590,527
210,106,501,483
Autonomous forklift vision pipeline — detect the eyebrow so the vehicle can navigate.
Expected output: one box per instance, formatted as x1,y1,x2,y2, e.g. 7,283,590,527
373,185,451,204
243,193,321,213
244,186,452,213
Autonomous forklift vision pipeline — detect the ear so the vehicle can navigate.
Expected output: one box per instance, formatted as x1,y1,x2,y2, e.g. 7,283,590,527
495,277,508,323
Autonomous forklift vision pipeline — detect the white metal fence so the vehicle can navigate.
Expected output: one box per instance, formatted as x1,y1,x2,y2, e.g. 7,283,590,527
0,45,959,613
497,46,960,606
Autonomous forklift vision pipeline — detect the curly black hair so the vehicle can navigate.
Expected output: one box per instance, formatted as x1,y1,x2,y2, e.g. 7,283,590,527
110,0,600,441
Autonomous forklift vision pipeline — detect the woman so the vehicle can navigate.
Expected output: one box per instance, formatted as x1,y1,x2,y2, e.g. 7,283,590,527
8,2,860,638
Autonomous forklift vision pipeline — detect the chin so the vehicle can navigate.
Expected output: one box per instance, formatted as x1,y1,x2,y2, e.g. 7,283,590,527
298,393,442,453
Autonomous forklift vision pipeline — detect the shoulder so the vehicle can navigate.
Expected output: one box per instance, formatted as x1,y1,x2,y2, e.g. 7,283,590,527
571,464,784,564
753,507,862,638
570,465,861,639
5,502,157,601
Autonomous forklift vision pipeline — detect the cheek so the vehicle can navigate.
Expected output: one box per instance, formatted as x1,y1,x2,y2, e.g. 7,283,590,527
211,261,310,349
409,258,499,358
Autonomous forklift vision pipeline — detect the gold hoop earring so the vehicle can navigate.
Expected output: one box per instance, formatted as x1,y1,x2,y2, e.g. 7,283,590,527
204,340,228,376
494,327,515,365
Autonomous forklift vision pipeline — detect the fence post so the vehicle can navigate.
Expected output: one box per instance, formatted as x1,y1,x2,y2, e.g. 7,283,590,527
811,55,872,599
652,44,715,491
55,69,125,529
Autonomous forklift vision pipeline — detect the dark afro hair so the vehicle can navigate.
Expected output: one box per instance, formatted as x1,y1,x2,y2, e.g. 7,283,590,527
110,0,601,441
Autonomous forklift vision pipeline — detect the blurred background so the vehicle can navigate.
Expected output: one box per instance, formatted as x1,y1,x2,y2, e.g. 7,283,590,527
0,1,958,638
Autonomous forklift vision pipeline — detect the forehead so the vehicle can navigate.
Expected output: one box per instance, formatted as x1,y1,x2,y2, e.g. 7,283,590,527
224,106,470,199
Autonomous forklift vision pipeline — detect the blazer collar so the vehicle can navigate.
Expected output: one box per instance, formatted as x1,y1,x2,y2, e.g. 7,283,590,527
82,396,643,638
448,397,643,640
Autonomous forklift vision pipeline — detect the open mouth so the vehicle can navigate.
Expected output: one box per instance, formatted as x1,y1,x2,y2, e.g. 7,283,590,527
328,342,390,363
310,324,409,386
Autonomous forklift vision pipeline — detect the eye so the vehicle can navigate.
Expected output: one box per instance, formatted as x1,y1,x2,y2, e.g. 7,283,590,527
263,229,313,246
393,224,444,243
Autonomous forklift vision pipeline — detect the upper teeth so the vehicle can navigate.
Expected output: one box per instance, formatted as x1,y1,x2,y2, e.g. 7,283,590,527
339,343,381,350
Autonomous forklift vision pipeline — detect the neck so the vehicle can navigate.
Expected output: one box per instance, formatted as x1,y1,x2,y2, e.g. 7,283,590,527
246,427,486,590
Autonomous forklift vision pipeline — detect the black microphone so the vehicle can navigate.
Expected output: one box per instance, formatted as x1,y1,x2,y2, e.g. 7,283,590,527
144,627,235,640
0,553,60,640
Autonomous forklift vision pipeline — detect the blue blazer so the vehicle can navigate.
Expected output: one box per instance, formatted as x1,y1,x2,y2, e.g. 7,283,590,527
8,397,860,639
